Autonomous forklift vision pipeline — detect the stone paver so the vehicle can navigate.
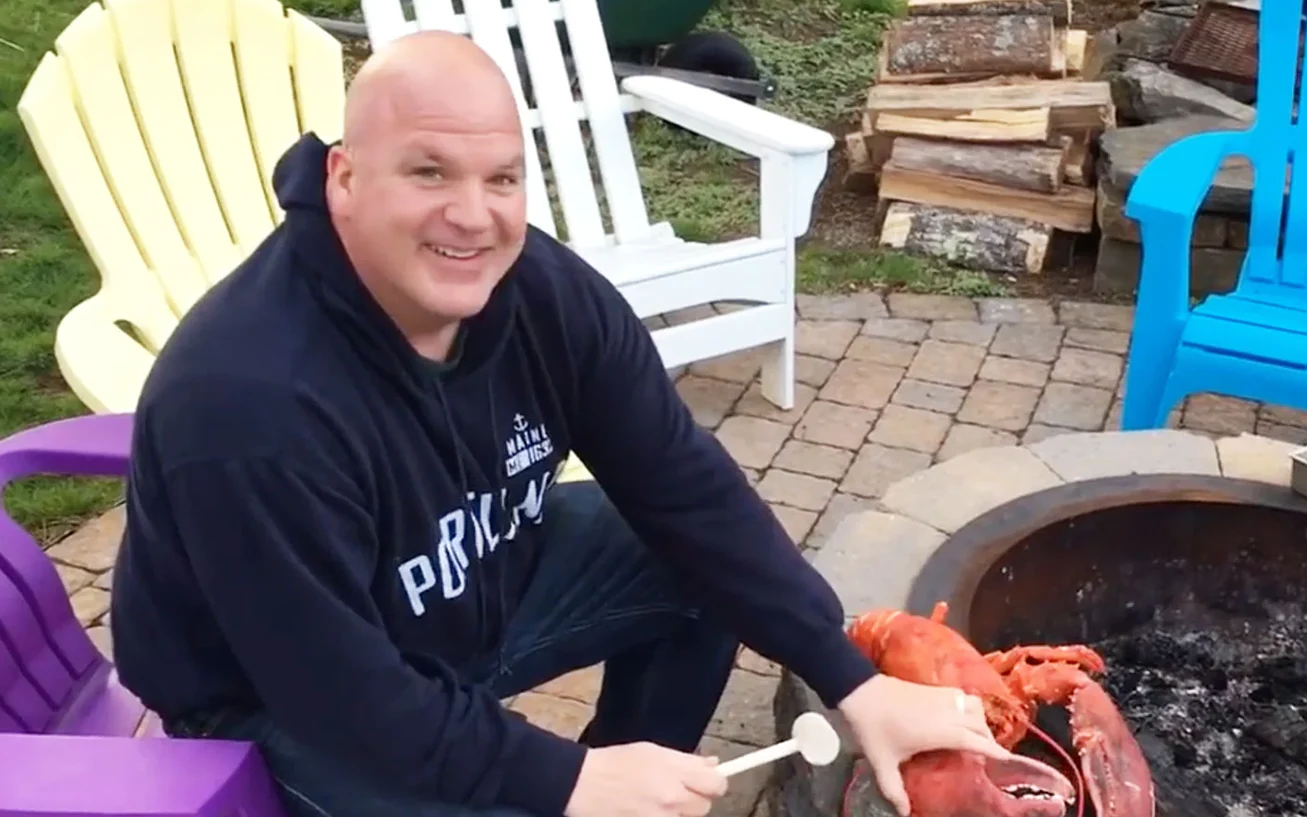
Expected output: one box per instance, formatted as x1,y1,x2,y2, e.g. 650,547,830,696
868,405,951,454
956,380,1041,432
757,469,837,512
1065,327,1130,355
734,381,817,426
846,335,917,367
1027,428,1220,482
797,319,860,360
887,292,978,321
716,416,790,469
977,297,1056,324
794,353,837,387
978,355,1050,387
840,443,933,498
1033,382,1114,430
677,375,746,429
818,359,904,408
937,423,1018,461
891,378,966,414
794,400,878,449
928,319,997,346
861,316,928,342
50,293,1307,817
906,340,985,387
1051,347,1123,390
774,439,854,480
990,323,1065,362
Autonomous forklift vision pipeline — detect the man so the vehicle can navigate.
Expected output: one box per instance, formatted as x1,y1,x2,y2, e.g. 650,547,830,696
109,29,1010,817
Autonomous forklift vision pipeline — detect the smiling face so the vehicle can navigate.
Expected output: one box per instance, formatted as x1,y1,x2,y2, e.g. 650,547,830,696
325,33,528,358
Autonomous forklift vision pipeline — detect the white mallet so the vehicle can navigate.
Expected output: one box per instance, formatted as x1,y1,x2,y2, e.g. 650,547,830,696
716,711,842,778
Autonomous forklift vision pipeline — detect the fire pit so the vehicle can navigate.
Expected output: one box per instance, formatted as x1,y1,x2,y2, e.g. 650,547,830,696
772,430,1307,817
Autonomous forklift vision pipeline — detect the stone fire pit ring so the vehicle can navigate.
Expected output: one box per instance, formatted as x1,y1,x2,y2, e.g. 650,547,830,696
770,428,1305,817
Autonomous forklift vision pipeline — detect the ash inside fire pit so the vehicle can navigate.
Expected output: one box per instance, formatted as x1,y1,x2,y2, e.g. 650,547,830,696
1093,600,1307,816
934,490,1307,817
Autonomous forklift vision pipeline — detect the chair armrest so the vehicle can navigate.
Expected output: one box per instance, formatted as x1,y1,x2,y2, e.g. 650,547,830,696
55,294,160,415
0,732,277,814
1124,129,1249,313
0,414,134,685
621,75,835,158
1125,129,1250,229
0,413,134,489
621,75,835,238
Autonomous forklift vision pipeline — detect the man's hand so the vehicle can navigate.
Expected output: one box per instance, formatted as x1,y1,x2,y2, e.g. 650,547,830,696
564,742,728,817
837,674,1014,816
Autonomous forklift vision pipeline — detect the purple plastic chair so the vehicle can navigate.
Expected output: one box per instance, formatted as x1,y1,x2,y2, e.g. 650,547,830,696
0,414,287,817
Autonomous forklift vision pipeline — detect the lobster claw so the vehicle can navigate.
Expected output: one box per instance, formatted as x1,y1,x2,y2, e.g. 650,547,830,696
980,753,1078,817
1070,681,1156,817
863,750,1076,817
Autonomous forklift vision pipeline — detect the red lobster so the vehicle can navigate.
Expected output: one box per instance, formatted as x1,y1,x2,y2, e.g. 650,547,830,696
843,602,1154,817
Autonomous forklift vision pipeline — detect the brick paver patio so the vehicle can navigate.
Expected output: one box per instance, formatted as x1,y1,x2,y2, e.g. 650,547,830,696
44,293,1307,817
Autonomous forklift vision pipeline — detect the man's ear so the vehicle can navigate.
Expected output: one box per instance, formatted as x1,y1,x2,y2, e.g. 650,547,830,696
325,143,354,201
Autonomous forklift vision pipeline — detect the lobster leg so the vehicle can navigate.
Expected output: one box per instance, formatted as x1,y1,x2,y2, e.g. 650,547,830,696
1005,662,1155,817
983,645,1106,676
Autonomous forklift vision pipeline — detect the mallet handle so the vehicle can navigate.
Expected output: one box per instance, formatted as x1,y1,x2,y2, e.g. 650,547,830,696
716,739,800,777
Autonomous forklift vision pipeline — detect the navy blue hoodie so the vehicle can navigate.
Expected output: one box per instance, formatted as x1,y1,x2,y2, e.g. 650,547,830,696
110,133,876,814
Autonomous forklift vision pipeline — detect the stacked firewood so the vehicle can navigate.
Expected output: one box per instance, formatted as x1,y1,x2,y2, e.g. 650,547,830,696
844,0,1117,276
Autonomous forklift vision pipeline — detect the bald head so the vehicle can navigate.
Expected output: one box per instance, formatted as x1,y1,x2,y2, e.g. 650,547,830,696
324,29,532,359
342,30,522,150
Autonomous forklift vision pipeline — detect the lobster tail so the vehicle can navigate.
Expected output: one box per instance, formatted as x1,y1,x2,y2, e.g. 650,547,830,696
845,608,902,661
847,602,951,662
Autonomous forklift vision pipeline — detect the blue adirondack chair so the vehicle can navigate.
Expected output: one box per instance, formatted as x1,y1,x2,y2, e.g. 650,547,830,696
1118,0,1302,431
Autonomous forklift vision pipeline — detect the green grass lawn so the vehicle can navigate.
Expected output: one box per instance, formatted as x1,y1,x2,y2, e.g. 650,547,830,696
0,0,999,543
1,0,124,543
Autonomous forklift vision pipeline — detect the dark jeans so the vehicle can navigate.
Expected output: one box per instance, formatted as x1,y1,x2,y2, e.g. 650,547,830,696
164,481,739,817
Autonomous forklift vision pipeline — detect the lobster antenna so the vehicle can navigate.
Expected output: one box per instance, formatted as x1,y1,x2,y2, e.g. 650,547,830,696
1026,720,1087,817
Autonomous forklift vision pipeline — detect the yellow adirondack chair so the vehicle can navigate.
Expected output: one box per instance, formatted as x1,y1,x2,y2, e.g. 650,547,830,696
18,0,595,483
17,0,344,416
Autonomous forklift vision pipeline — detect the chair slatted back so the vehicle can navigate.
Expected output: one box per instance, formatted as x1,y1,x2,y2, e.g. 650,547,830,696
360,0,656,248
1233,0,1307,297
17,0,346,357
0,514,99,733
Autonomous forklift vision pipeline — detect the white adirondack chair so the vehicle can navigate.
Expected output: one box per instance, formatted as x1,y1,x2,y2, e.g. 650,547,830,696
358,0,834,409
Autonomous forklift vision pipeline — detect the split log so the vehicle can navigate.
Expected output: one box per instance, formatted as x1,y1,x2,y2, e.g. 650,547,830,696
876,27,1085,83
870,107,1052,142
842,133,878,193
878,165,1096,232
864,79,1115,132
873,51,997,85
1066,29,1088,74
878,201,1053,274
1056,131,1094,185
905,0,1071,23
937,74,1049,86
881,15,1058,78
854,111,897,179
886,136,1067,193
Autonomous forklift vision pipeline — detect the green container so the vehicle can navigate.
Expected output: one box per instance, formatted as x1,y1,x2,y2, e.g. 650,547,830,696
595,0,718,50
